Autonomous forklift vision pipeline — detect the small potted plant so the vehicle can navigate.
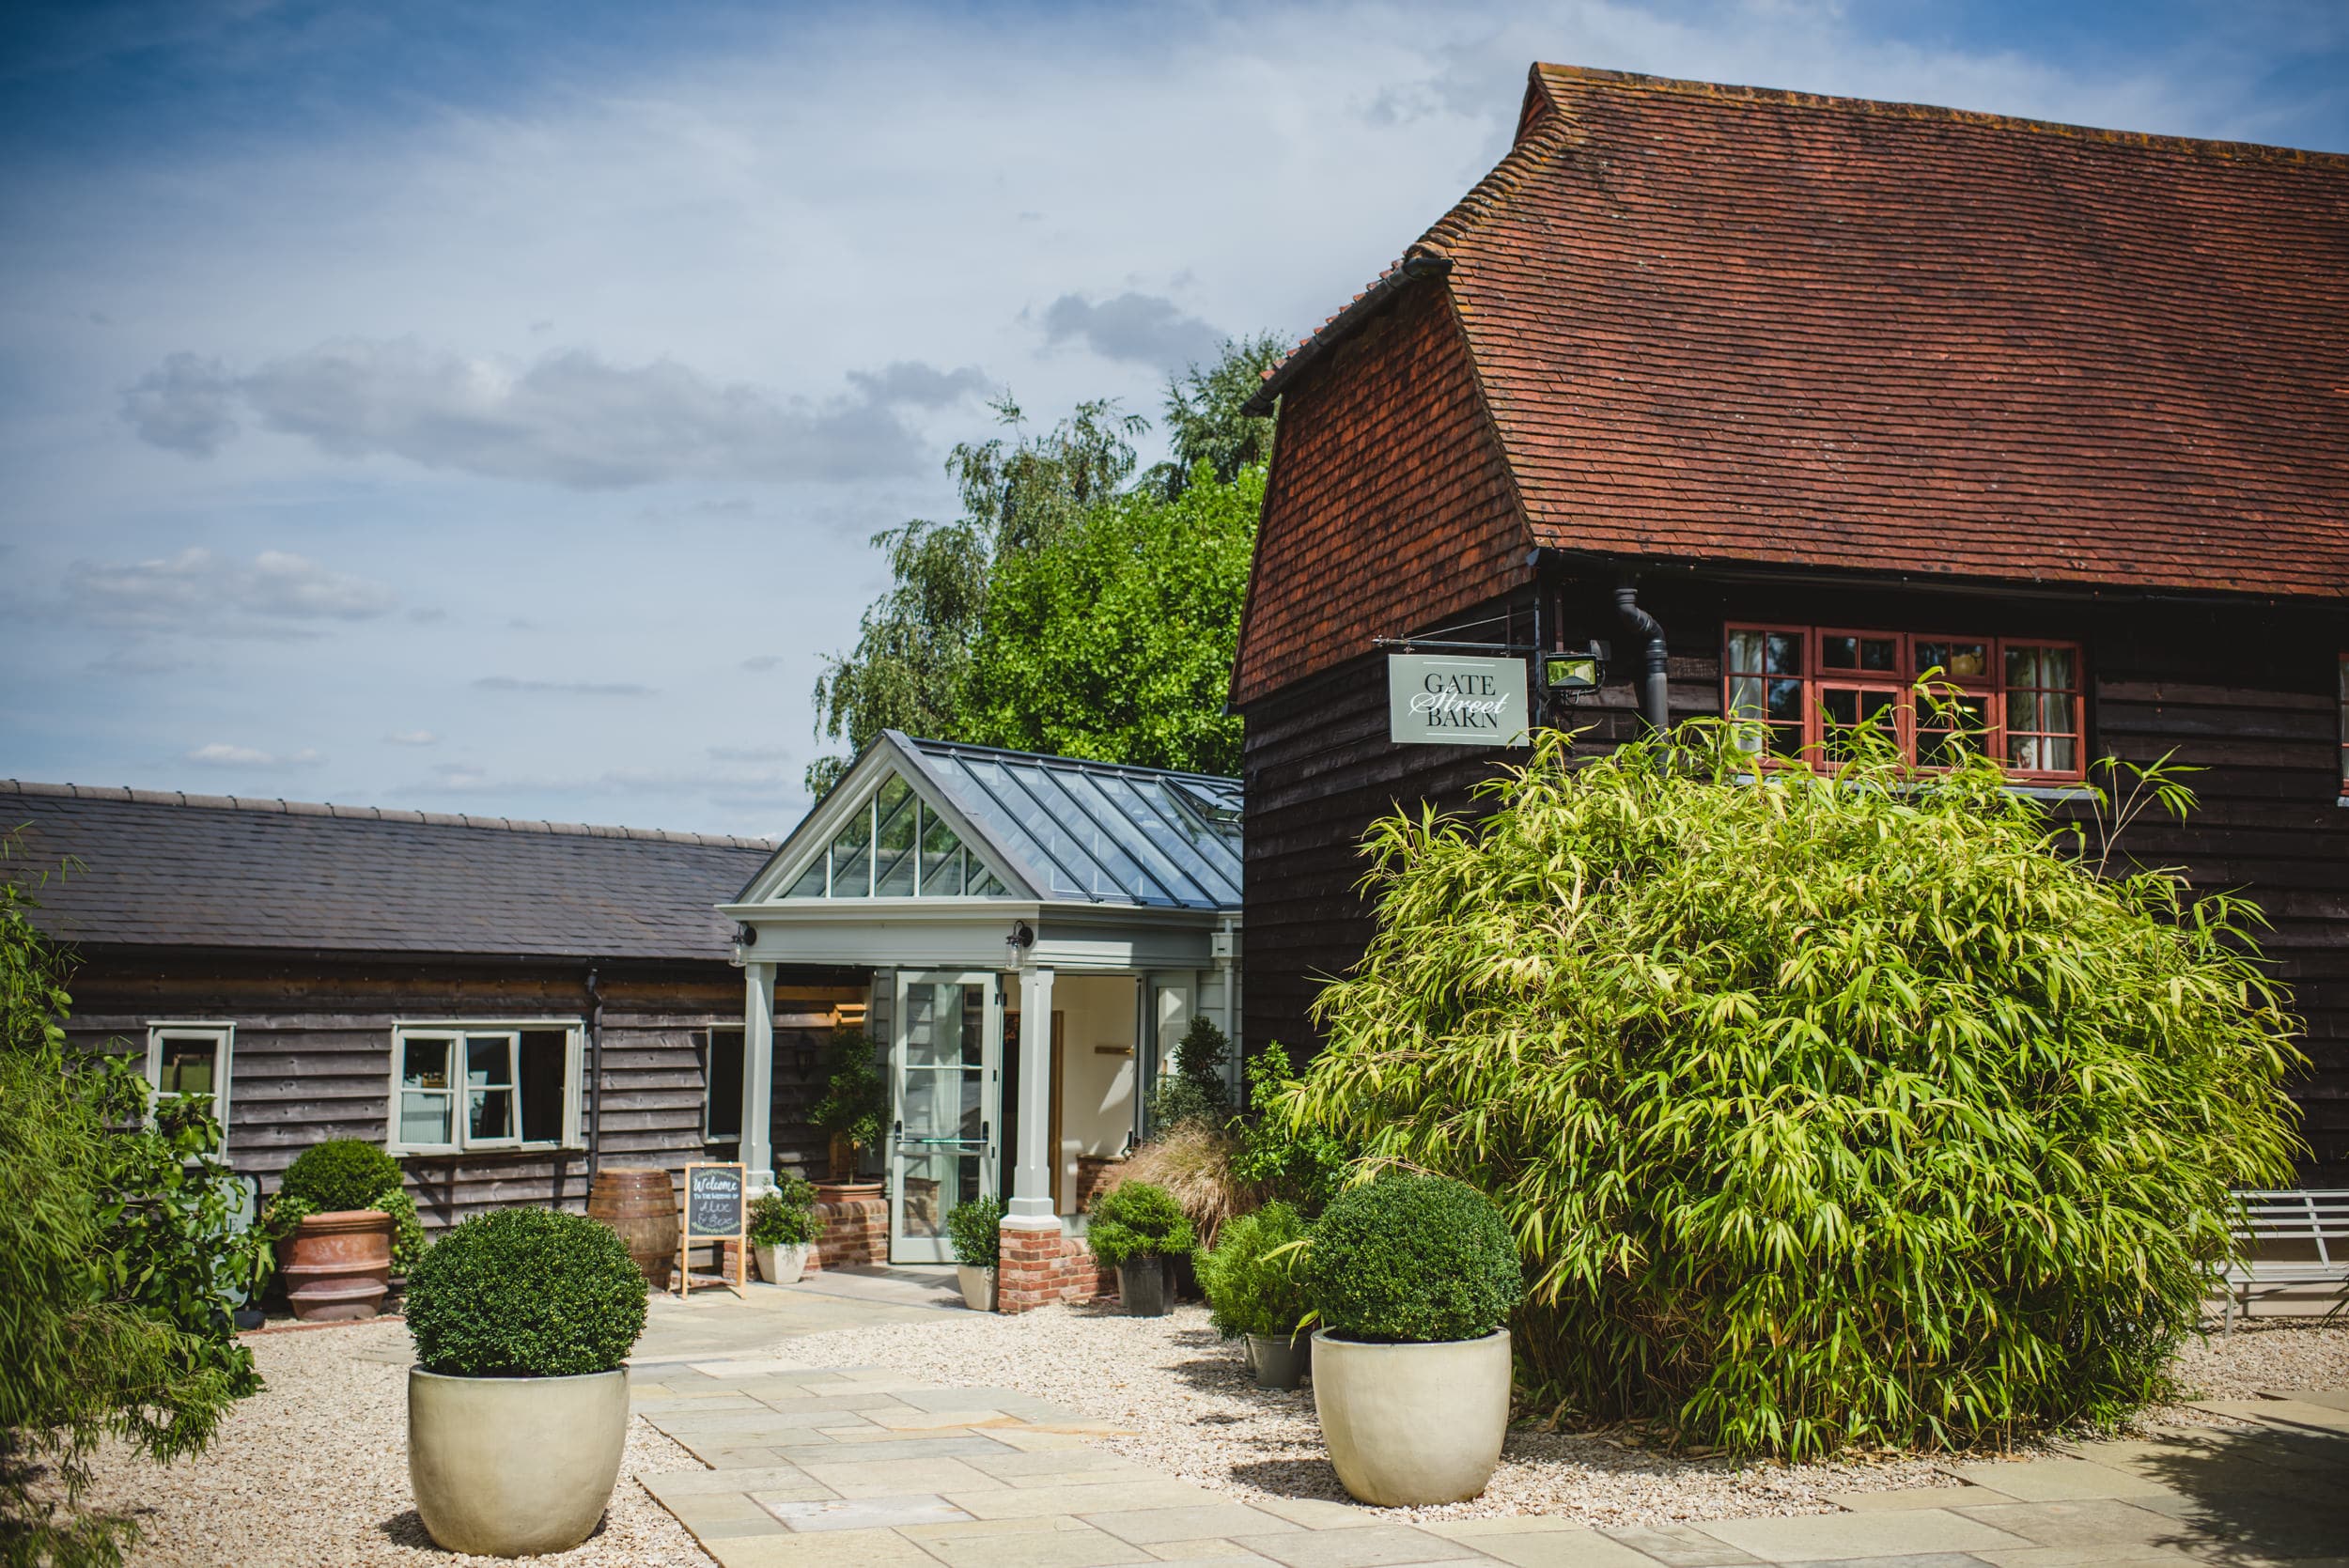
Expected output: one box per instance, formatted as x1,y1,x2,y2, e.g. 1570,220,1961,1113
404,1208,648,1557
946,1195,1003,1310
810,1026,888,1182
265,1139,422,1321
1198,1201,1313,1388
750,1173,825,1285
1303,1172,1522,1505
1087,1181,1194,1317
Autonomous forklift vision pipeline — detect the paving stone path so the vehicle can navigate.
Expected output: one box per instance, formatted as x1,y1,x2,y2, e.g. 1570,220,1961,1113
629,1354,2348,1568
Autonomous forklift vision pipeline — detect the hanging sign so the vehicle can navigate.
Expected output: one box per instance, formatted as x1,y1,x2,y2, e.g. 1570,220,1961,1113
1387,654,1531,747
677,1162,747,1299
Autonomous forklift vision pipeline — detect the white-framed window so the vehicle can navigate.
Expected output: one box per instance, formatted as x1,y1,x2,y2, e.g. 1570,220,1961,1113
146,1022,234,1143
389,1021,583,1155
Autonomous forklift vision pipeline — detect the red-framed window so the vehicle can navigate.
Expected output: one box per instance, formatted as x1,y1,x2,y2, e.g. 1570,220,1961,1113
1723,626,2086,783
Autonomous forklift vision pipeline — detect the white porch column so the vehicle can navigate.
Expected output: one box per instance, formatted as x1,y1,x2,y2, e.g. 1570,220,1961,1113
1008,964,1058,1222
743,961,776,1194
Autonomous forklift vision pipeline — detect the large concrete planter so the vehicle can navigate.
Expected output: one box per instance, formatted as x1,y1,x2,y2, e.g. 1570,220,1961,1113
409,1367,629,1557
276,1209,393,1322
755,1242,811,1285
957,1264,997,1312
1311,1328,1510,1505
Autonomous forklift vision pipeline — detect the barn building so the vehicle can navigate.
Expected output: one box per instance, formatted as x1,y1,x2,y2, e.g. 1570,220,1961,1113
1235,66,2349,1178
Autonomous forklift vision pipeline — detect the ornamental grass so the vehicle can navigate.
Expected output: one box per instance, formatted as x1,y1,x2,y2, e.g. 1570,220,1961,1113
1288,716,2303,1459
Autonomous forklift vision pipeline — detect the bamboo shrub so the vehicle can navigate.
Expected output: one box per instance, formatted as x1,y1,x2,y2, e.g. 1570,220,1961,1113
1288,717,2303,1458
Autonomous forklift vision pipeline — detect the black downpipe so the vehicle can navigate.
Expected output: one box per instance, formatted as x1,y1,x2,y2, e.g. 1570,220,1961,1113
1614,582,1670,734
584,967,604,1181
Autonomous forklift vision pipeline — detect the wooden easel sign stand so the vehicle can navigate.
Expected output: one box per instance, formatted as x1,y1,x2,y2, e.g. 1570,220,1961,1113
677,1161,747,1299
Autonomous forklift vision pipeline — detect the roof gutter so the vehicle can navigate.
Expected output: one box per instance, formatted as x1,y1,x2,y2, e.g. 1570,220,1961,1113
1241,249,1454,417
1531,546,2345,613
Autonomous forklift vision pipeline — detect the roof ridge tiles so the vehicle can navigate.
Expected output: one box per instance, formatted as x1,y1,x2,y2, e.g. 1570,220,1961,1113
1530,62,2349,166
0,779,777,850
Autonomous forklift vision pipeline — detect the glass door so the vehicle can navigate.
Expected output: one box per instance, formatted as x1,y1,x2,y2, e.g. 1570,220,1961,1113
890,972,1001,1264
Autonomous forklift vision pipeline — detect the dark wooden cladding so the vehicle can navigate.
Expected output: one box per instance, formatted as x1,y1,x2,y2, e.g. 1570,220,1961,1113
61,951,863,1230
1244,574,2349,1183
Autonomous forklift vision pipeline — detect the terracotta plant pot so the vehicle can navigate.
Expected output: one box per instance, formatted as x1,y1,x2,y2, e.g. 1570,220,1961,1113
276,1209,394,1322
587,1166,677,1289
409,1367,628,1556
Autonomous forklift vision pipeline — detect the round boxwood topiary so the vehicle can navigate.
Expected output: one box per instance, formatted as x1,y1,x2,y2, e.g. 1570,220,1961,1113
276,1139,406,1215
1086,1181,1195,1270
1303,1174,1521,1343
405,1209,648,1378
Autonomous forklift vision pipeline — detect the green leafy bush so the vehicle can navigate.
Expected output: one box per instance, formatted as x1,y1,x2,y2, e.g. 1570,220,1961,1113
3,845,264,1567
1197,1202,1310,1340
1086,1181,1195,1270
749,1174,827,1248
1303,1175,1521,1343
1229,1043,1347,1215
810,1027,887,1153
1147,1016,1233,1132
946,1195,1003,1268
1291,721,2305,1456
276,1139,403,1215
404,1209,647,1378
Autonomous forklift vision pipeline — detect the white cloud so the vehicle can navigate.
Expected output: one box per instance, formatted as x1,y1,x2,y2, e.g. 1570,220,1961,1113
385,729,439,746
61,548,397,636
474,675,657,697
122,340,994,489
118,351,238,456
1038,292,1223,371
185,742,321,768
739,655,784,673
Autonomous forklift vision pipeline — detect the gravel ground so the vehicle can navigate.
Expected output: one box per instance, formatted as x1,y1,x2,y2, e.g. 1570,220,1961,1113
76,1321,713,1568
775,1304,1953,1528
774,1305,2349,1529
2170,1314,2349,1400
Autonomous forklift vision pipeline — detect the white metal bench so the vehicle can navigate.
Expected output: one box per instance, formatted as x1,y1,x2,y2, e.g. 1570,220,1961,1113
2221,1188,2349,1331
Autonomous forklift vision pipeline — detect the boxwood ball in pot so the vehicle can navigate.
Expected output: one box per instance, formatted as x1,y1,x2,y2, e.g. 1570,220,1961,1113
403,1209,649,1556
1304,1174,1522,1505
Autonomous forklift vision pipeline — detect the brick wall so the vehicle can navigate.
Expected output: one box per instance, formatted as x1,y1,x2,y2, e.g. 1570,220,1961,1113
809,1185,885,1272
997,1221,1113,1314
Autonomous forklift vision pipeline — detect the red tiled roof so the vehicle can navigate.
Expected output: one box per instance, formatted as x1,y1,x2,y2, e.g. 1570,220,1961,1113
1253,64,2349,608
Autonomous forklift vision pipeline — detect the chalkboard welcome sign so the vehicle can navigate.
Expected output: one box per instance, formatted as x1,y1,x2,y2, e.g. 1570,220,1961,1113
687,1164,744,1237
677,1162,747,1298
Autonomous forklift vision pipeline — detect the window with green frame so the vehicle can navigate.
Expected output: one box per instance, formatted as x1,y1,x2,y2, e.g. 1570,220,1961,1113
782,773,1010,898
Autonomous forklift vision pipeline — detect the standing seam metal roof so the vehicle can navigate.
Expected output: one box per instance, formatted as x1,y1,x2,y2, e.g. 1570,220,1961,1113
769,735,1243,912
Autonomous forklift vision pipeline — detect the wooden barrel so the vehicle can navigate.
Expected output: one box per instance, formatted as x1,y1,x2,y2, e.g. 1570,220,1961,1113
587,1166,677,1288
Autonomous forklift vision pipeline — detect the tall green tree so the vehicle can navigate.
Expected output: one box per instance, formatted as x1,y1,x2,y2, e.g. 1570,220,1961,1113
1146,332,1284,496
963,462,1258,774
804,396,1146,794
806,335,1282,792
2,846,268,1568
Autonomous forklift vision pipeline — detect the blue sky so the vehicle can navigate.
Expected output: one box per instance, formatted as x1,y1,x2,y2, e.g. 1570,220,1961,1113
3,0,2341,836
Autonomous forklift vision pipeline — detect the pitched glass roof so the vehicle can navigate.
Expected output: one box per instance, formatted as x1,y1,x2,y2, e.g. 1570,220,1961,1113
907,736,1241,910
758,733,1243,912
907,741,1250,910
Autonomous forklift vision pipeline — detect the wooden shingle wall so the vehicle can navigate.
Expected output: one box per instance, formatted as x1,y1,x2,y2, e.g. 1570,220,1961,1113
1246,574,2349,1182
63,954,861,1228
